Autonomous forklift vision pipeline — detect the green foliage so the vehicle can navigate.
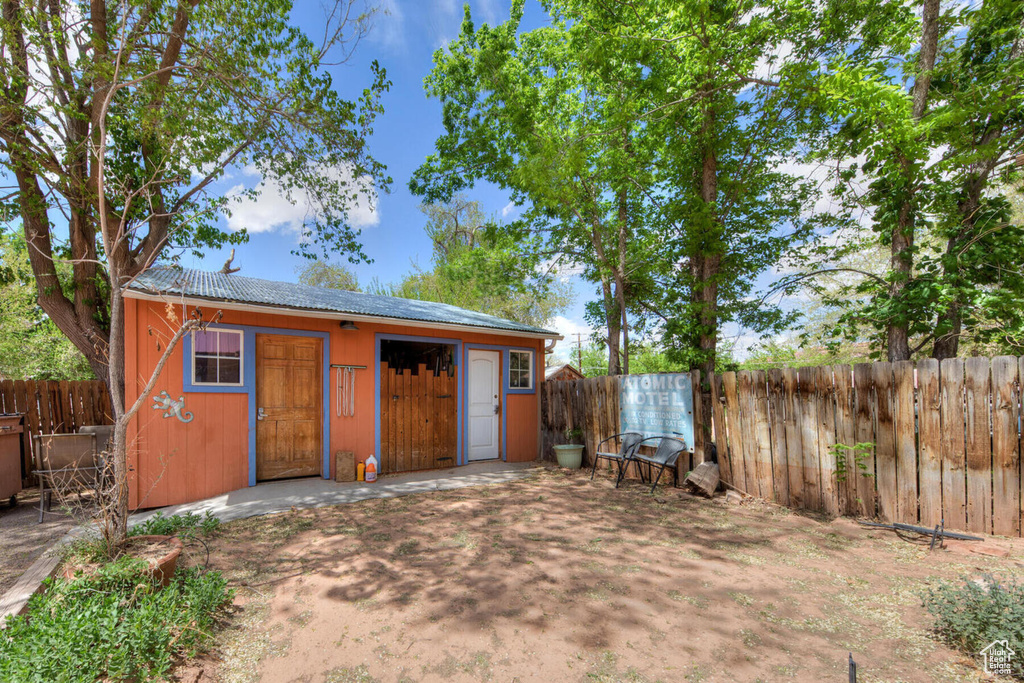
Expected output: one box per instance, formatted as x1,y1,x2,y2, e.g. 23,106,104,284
411,3,671,372
61,512,220,568
0,558,232,682
741,338,872,371
564,428,584,444
831,442,874,484
923,576,1024,680
367,196,571,328
0,228,94,380
130,511,220,538
578,340,735,377
413,0,838,375
799,0,1024,360
1,0,391,378
296,261,360,291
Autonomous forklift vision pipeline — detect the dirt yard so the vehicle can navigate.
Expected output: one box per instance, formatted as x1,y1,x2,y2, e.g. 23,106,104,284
0,491,78,596
191,466,1022,683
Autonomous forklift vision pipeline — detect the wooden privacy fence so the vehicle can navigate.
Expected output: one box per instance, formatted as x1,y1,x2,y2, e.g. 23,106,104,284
0,379,113,486
541,372,706,479
543,356,1024,538
715,358,1024,537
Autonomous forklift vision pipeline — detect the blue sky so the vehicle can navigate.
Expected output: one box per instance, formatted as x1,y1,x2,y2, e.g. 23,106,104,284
178,1,598,362
177,1,610,359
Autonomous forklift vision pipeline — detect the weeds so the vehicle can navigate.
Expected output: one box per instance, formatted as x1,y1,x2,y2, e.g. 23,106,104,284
0,558,231,682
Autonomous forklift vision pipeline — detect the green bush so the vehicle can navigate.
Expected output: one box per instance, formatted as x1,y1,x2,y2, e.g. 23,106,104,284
130,510,220,537
0,557,232,682
923,576,1024,680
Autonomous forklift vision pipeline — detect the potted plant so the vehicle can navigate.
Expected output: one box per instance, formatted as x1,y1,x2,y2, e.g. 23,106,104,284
553,428,585,469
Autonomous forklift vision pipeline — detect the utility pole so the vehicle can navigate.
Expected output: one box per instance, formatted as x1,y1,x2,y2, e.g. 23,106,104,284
574,333,583,371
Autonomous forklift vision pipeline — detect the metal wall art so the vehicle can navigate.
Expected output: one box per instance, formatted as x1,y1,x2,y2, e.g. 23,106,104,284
152,391,194,423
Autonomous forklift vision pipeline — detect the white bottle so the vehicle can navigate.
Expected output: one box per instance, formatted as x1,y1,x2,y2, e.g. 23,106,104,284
365,453,378,483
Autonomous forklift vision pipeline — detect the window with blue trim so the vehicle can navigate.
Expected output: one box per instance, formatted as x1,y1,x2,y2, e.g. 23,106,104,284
191,329,243,386
509,350,534,390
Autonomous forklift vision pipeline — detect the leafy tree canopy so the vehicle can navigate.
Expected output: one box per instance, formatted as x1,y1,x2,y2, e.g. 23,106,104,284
367,195,571,329
0,0,391,382
0,227,93,380
296,261,361,291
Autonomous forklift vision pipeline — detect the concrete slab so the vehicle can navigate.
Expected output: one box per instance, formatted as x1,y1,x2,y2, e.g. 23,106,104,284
131,460,540,525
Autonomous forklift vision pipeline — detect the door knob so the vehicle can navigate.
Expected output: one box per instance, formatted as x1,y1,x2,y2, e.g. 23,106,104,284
493,403,501,415
257,407,266,421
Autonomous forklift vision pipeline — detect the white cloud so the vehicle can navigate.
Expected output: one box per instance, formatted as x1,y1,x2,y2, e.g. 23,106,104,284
225,165,379,234
473,0,502,25
370,0,406,50
721,323,763,362
536,254,584,282
750,40,794,83
501,201,516,217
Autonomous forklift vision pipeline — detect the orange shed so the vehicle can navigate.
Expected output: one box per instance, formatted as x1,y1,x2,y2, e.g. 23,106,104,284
123,268,560,509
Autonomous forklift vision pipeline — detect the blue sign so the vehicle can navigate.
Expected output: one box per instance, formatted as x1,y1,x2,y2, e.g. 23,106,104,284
620,373,694,448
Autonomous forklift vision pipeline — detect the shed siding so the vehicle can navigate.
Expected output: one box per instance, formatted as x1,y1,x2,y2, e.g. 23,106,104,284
125,299,543,508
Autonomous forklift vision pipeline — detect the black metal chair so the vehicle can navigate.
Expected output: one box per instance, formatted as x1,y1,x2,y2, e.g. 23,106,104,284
617,435,687,493
591,432,643,481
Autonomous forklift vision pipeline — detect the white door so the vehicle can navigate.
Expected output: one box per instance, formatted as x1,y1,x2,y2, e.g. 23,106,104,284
467,350,501,461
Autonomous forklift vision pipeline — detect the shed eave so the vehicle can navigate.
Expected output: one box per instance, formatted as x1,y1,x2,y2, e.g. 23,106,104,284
123,289,563,341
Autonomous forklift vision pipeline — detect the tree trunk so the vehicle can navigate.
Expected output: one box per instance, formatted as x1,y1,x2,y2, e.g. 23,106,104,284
931,303,961,360
616,186,630,375
886,0,940,362
887,199,914,362
104,269,130,551
601,275,622,376
932,173,986,360
689,133,720,439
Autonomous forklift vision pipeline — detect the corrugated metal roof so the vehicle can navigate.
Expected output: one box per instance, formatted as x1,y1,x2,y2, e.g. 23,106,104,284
128,267,559,337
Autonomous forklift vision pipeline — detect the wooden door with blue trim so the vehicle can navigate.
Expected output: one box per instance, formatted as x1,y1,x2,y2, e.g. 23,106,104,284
255,334,322,480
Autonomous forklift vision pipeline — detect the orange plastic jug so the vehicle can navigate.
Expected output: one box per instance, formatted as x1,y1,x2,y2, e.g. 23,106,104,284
357,461,365,481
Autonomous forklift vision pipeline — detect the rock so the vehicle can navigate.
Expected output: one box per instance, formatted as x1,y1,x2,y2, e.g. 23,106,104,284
725,490,744,505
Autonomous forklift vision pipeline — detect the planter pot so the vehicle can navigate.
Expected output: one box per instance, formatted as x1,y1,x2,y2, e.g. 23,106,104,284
62,534,183,587
553,444,585,469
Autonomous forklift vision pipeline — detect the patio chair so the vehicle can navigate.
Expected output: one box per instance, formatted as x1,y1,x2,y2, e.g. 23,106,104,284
591,432,644,481
616,435,687,493
32,433,100,523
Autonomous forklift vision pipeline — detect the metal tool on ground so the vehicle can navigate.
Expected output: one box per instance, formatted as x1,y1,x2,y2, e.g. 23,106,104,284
858,520,984,549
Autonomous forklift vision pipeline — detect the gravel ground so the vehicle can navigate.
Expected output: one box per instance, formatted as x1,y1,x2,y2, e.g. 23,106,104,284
0,490,80,596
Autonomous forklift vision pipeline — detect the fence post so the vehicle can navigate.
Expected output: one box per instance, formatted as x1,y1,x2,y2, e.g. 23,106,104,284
690,369,704,469
965,357,992,534
917,359,942,527
767,369,790,506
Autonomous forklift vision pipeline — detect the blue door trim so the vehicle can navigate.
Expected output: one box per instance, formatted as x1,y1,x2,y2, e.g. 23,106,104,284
183,323,331,487
375,333,463,471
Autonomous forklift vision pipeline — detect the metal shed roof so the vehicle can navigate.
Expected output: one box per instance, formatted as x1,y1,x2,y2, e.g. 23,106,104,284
127,267,560,339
